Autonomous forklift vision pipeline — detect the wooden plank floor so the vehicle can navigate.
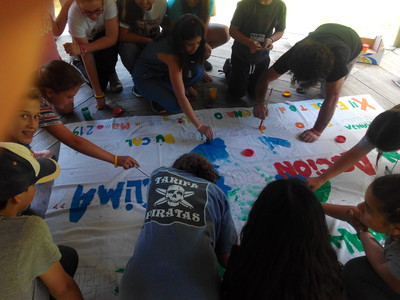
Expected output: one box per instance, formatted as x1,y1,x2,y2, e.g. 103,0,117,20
30,31,400,215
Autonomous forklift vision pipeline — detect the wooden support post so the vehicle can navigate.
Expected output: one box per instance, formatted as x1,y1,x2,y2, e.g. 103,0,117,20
394,26,400,48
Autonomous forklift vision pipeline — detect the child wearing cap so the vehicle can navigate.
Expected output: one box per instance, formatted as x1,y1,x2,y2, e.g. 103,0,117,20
0,142,84,300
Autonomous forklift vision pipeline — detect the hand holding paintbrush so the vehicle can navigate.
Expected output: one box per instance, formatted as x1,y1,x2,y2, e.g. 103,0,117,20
259,88,273,131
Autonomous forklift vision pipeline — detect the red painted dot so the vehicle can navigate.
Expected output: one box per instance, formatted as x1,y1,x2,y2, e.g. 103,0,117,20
335,135,346,143
242,149,254,157
97,125,104,130
178,118,183,124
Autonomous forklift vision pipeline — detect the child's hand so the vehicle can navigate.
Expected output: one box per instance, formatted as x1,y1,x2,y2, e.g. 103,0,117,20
63,43,81,56
197,124,214,140
248,40,262,53
117,156,140,170
253,103,269,120
348,209,368,233
263,38,274,50
305,176,325,191
202,72,213,83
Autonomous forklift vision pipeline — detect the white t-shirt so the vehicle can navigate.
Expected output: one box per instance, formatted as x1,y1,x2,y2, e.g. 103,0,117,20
68,0,118,39
119,0,166,38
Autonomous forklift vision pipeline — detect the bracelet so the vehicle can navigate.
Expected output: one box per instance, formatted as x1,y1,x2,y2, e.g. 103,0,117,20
95,93,105,99
310,128,321,137
78,44,87,56
196,123,203,131
113,155,118,168
267,37,274,43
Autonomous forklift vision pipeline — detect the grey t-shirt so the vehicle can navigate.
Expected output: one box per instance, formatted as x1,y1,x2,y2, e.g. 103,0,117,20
385,235,400,280
0,215,61,299
119,167,237,300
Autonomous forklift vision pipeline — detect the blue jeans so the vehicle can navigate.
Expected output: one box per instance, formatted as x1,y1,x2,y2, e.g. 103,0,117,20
135,63,204,112
118,42,146,85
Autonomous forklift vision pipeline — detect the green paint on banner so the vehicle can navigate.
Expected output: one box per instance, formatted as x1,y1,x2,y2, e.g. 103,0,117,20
227,185,264,222
113,286,119,296
115,268,124,273
381,151,400,163
314,181,331,203
330,228,385,253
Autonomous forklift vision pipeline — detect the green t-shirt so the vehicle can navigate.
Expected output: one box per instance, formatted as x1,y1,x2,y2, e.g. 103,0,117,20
167,0,214,22
231,0,287,64
0,215,61,299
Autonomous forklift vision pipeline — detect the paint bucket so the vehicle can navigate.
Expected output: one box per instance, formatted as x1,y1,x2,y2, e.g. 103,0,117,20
282,91,291,97
209,87,217,100
81,107,92,120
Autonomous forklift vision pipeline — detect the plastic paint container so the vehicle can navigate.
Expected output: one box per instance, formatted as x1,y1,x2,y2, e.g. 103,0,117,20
81,107,92,120
209,87,217,100
362,43,369,53
296,87,305,94
282,91,291,97
335,135,346,143
113,108,123,116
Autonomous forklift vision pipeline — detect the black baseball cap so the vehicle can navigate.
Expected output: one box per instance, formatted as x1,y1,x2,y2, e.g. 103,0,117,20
0,142,60,202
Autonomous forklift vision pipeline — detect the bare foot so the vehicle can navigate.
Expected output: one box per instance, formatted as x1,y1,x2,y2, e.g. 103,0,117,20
96,98,106,110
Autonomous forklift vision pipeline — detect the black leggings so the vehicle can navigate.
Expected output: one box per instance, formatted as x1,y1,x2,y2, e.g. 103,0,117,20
343,256,400,300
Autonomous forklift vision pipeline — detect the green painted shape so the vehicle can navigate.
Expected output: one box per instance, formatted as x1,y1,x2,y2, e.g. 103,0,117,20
113,286,119,296
314,181,331,203
381,151,400,163
115,268,124,273
330,228,386,254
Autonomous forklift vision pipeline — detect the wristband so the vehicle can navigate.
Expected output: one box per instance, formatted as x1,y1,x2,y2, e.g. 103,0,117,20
114,155,118,168
196,123,203,131
95,93,105,99
79,44,87,56
310,128,321,137
267,37,274,43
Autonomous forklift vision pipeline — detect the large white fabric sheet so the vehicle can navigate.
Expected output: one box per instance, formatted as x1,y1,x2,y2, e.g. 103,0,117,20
46,95,397,299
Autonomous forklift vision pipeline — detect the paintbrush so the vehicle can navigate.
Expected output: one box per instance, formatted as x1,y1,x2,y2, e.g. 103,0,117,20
259,88,273,130
135,166,150,177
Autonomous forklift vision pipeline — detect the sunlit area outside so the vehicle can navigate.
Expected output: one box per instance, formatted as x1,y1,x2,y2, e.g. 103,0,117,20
55,0,400,46
213,0,400,47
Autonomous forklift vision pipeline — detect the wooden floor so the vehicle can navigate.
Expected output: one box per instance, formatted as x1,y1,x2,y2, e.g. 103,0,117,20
30,31,400,215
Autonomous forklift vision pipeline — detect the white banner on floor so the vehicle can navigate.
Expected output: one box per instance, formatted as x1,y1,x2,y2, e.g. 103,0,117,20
46,94,397,299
